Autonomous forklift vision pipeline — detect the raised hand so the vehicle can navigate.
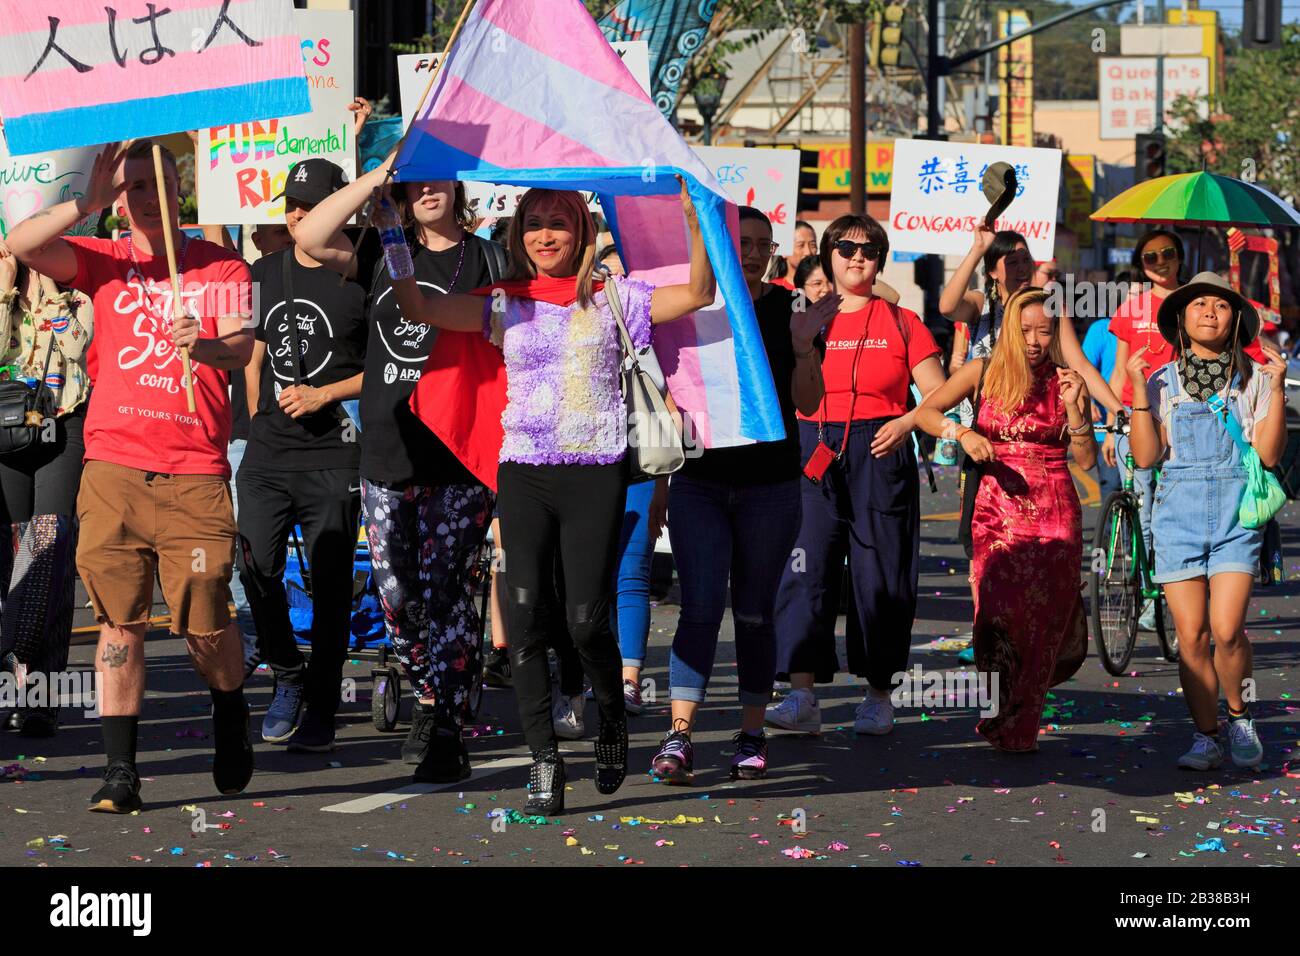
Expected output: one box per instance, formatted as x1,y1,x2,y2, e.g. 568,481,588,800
1056,367,1084,406
1125,344,1151,392
77,143,129,215
790,290,840,352
1259,344,1288,394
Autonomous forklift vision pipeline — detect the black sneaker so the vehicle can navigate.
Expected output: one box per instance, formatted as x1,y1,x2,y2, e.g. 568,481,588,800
286,708,336,753
88,760,143,814
524,745,565,816
594,715,628,795
402,703,437,765
212,693,254,795
413,723,471,784
16,707,59,738
483,646,512,688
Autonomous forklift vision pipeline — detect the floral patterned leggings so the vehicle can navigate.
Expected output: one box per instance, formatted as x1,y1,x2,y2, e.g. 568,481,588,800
361,479,495,724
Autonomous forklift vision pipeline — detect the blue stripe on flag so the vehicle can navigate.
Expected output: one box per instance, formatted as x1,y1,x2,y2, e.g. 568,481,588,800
1,78,310,156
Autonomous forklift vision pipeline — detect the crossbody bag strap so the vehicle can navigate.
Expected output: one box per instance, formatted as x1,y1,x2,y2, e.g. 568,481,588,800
817,308,872,458
605,275,637,364
282,251,304,387
1206,390,1251,457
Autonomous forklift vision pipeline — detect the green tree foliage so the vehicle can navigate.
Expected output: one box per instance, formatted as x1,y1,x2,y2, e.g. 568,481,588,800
1166,28,1300,202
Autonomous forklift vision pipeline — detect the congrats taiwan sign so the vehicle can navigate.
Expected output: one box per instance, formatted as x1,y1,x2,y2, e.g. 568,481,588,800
197,8,353,224
886,139,1062,260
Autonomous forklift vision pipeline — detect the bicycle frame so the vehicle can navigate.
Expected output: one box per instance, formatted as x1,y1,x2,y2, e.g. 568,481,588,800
1102,450,1161,604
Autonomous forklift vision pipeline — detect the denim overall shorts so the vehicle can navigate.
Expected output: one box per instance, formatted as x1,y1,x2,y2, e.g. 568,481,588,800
1151,370,1261,584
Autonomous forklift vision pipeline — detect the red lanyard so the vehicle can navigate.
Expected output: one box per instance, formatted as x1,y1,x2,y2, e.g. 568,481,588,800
816,309,873,460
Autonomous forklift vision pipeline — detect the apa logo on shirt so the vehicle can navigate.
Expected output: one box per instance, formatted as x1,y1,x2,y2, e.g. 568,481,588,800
383,362,422,385
373,281,445,364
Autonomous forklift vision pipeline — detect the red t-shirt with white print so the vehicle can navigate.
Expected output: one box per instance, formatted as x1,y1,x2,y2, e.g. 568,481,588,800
67,236,251,477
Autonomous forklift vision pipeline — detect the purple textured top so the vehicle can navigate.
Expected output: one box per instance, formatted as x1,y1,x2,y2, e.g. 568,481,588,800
482,277,655,465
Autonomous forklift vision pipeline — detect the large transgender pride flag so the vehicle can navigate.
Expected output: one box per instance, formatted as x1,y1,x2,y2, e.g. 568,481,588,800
0,0,309,156
397,0,784,452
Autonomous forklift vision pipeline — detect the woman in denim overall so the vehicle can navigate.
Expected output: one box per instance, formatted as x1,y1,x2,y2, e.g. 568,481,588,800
1125,272,1287,772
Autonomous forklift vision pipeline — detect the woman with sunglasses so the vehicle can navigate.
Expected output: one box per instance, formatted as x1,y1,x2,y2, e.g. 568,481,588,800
767,215,944,737
1102,230,1185,628
648,207,826,783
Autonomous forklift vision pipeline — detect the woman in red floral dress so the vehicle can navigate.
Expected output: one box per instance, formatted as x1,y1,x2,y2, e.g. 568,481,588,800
917,288,1093,751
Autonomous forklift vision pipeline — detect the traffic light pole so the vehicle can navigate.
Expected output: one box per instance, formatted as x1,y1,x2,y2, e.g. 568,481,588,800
925,0,1135,138
1154,0,1166,133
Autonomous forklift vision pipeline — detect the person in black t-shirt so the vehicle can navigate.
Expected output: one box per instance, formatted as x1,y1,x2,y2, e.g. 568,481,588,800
648,207,826,785
295,160,506,783
235,159,368,753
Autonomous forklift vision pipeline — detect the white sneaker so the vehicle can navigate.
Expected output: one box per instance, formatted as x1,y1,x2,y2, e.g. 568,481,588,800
765,688,821,733
1227,718,1263,768
552,693,585,740
853,691,895,735
1177,732,1224,771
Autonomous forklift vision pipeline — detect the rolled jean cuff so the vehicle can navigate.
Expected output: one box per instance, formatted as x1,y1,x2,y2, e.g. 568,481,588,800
739,689,772,708
621,657,644,669
669,685,706,704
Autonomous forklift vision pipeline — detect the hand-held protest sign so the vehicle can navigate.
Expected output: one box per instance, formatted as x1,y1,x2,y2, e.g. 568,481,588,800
0,2,312,413
152,144,196,413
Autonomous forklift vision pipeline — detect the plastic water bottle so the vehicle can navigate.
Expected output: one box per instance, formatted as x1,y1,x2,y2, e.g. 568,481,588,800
935,409,962,465
374,198,413,281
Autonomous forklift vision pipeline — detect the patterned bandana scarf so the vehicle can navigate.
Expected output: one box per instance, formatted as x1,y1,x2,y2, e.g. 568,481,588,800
1181,350,1232,402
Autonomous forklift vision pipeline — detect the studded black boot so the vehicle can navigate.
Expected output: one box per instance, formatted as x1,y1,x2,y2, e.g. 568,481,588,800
524,744,565,816
594,715,628,795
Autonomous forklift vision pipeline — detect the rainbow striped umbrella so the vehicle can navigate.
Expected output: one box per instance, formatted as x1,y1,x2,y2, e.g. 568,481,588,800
1091,172,1300,228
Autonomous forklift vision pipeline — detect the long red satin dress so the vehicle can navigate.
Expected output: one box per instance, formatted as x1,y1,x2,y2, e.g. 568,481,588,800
970,361,1087,752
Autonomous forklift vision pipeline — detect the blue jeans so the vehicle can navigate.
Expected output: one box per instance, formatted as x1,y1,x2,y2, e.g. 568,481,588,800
1116,431,1155,557
667,476,801,706
614,480,655,667
227,439,257,653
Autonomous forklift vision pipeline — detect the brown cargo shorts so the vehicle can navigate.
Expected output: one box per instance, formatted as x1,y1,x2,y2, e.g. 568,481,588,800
76,460,237,639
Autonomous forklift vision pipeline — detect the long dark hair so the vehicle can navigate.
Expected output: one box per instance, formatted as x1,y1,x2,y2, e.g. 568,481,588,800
395,181,476,236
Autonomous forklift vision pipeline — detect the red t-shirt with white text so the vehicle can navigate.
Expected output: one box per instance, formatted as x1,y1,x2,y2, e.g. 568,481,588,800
799,297,940,423
67,236,251,476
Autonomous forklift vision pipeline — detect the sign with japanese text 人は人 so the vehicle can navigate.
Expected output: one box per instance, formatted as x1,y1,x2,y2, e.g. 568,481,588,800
197,8,353,225
887,138,1063,260
0,0,309,156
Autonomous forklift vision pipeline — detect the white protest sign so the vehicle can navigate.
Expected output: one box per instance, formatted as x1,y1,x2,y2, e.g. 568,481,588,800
692,146,800,250
887,138,1062,260
397,41,651,218
1097,57,1209,140
0,141,99,239
197,10,356,225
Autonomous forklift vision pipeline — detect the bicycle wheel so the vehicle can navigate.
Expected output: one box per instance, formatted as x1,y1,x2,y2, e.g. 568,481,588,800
1090,491,1140,675
1153,588,1179,662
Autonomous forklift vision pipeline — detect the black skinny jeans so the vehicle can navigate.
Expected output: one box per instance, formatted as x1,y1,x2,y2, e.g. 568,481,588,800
497,461,627,752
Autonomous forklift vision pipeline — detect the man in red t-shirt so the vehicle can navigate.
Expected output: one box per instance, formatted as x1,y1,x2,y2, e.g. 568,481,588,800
8,140,254,813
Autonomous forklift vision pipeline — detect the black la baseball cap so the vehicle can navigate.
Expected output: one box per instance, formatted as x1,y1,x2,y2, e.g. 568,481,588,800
275,159,349,205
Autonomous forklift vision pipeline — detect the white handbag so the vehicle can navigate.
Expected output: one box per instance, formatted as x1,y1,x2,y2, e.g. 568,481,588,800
604,274,685,482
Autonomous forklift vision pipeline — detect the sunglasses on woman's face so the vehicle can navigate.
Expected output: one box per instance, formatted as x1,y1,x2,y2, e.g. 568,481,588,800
834,240,882,262
1141,246,1179,265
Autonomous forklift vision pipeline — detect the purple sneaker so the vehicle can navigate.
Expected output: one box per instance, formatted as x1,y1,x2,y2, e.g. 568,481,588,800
650,729,694,784
730,730,768,780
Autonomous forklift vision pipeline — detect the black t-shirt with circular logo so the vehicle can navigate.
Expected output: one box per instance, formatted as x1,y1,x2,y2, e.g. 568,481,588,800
360,238,489,488
243,249,368,471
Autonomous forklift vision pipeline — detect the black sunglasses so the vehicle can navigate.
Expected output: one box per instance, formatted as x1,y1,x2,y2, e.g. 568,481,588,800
834,240,882,262
1141,246,1179,265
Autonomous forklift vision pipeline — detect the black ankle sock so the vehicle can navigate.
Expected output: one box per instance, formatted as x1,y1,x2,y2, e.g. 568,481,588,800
210,686,246,715
101,716,139,767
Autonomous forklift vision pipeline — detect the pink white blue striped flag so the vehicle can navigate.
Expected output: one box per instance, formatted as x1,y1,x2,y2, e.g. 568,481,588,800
0,0,310,157
397,0,783,450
